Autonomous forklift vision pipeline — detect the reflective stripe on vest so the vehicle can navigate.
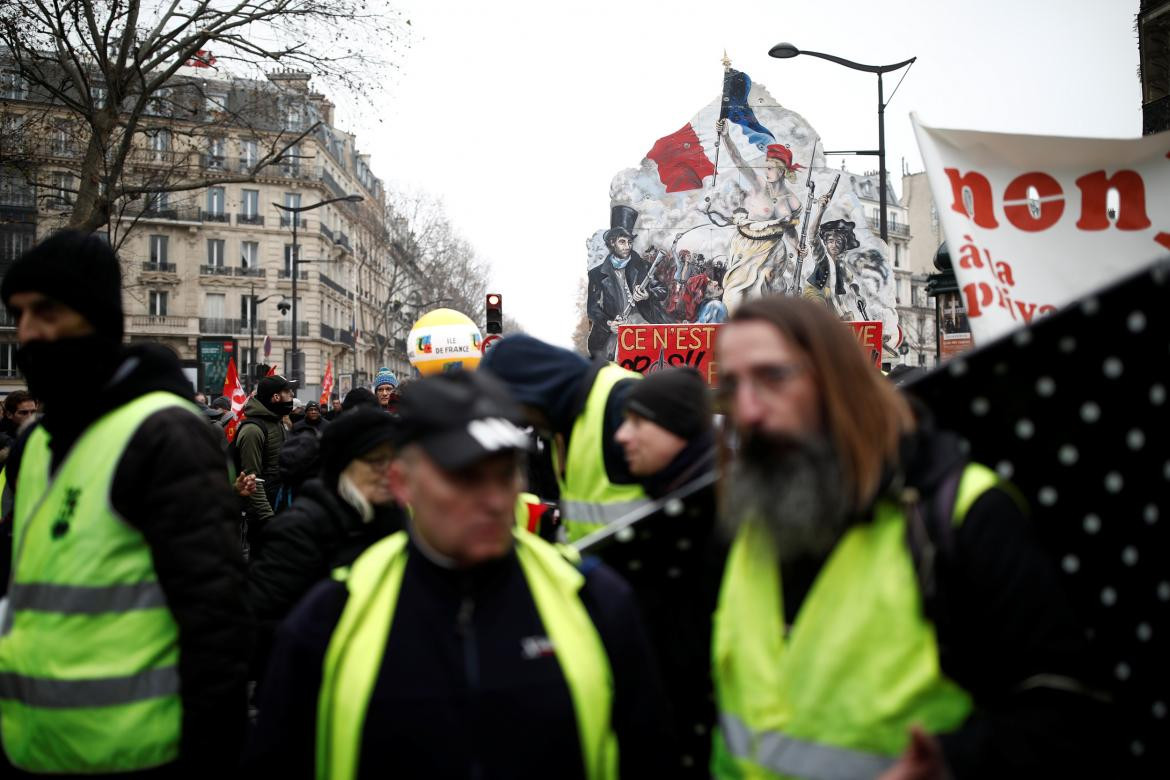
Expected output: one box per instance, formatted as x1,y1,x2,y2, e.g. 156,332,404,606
557,364,650,542
0,391,195,774
711,463,999,779
316,529,618,780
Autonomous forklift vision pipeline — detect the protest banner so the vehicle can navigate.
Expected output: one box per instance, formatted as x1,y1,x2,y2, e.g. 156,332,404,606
616,320,882,385
912,115,1170,343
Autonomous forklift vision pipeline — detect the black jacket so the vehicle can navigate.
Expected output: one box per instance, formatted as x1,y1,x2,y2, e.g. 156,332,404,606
0,344,252,775
586,253,668,355
247,479,402,641
245,535,671,779
782,425,1109,778
589,432,724,778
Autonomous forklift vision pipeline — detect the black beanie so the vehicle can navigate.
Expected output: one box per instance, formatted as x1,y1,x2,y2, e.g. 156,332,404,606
342,387,379,411
319,407,399,488
624,367,712,440
1,230,124,343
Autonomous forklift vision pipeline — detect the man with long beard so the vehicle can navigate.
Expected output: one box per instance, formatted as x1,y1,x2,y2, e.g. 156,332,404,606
712,296,1107,779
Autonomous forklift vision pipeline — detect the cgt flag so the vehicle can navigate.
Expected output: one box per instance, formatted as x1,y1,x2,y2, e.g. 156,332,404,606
222,357,247,442
319,360,334,406
645,67,776,193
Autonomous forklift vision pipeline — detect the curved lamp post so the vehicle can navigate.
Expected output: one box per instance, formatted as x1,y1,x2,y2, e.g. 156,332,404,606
272,193,363,386
768,43,915,242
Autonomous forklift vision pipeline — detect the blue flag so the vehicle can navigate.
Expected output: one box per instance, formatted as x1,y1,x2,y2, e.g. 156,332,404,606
721,69,775,151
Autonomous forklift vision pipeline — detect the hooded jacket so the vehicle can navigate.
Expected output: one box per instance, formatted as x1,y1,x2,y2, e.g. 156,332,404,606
236,396,287,524
0,343,253,775
481,335,638,493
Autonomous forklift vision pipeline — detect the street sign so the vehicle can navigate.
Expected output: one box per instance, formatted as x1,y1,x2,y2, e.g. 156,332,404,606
481,333,503,354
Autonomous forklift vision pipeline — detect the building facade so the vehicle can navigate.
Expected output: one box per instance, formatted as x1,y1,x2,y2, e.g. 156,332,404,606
1,64,425,398
846,170,937,371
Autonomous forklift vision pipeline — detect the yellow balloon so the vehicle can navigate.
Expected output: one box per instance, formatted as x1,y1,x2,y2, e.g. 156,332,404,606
407,308,483,376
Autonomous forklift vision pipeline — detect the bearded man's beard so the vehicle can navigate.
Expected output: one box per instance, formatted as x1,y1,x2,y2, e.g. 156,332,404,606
721,430,853,566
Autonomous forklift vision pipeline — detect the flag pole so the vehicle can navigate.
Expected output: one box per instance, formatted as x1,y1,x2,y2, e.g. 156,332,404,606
712,51,732,188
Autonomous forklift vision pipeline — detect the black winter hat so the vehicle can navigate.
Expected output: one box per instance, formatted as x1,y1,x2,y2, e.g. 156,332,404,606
624,368,712,440
342,386,379,411
319,407,400,489
1,230,124,343
257,374,292,401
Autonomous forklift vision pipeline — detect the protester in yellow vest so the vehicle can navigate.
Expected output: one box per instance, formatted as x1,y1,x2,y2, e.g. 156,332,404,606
0,231,252,776
246,370,669,778
481,334,652,542
712,296,1107,779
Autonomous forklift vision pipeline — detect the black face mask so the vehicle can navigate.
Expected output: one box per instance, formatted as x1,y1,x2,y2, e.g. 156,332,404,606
16,336,120,410
269,400,295,417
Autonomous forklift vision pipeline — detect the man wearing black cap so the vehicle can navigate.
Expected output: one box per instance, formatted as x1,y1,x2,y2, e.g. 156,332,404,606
608,367,723,778
236,374,293,533
248,371,670,778
293,400,329,437
0,231,251,776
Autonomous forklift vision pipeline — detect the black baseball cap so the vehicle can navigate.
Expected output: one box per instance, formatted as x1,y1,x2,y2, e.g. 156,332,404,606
257,374,293,399
397,371,532,471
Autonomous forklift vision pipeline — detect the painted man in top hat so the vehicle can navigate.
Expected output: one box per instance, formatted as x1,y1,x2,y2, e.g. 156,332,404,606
586,204,668,358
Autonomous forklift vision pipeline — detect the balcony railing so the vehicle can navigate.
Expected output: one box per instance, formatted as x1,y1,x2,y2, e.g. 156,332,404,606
318,273,352,298
321,168,347,200
335,232,351,251
199,318,267,336
320,323,336,341
866,217,910,239
319,223,335,241
136,206,202,222
279,216,308,228
202,154,228,170
276,321,310,336
0,191,36,208
277,269,310,280
141,261,177,273
130,315,190,331
237,213,264,226
199,264,233,276
339,329,354,347
0,309,17,327
235,267,266,278
201,210,230,223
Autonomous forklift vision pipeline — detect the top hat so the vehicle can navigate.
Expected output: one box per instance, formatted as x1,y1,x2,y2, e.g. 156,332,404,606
603,204,639,245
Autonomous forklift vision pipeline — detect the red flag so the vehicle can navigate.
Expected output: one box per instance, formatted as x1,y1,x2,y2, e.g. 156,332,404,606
319,360,334,406
222,357,248,442
646,123,716,193
266,364,278,376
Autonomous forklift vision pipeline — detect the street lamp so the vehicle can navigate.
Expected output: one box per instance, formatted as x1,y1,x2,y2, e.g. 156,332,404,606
272,193,364,387
768,43,915,242
246,282,288,393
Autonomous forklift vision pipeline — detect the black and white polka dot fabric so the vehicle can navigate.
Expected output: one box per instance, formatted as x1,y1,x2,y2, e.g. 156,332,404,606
908,257,1170,773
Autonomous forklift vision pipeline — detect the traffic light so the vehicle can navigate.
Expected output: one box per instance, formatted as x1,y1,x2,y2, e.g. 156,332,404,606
486,293,503,334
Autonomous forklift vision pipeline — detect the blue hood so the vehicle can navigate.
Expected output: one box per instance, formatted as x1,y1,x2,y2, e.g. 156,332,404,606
480,335,590,436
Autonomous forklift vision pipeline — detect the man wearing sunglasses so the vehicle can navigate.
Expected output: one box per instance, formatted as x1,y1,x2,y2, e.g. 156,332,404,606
711,296,1105,779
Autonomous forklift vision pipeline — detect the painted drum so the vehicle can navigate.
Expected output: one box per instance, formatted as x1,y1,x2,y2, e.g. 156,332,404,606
407,308,484,375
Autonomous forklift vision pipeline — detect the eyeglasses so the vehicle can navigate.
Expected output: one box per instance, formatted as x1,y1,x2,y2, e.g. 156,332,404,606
716,362,807,403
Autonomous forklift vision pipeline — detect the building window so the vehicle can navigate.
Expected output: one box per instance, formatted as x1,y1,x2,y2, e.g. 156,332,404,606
144,190,170,213
0,342,17,377
205,92,226,115
283,244,295,275
0,167,34,208
1,71,27,100
241,295,259,327
49,172,74,207
149,290,168,317
284,105,301,131
207,238,225,267
241,139,259,170
149,234,168,264
144,88,171,116
207,187,225,216
147,128,170,159
92,86,107,108
241,189,259,217
241,240,258,269
280,145,301,177
284,192,301,210
205,293,225,319
206,137,225,169
0,230,34,265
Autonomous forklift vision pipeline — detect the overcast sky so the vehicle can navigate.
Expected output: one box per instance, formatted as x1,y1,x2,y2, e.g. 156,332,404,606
339,0,1142,347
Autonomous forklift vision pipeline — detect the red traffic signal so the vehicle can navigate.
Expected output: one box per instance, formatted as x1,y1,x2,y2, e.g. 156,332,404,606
486,293,503,334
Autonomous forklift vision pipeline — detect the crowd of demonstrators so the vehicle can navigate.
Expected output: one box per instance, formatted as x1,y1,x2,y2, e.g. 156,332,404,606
0,231,251,777
373,367,399,413
481,334,651,542
246,407,404,676
0,230,1116,779
711,296,1108,779
247,370,671,778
